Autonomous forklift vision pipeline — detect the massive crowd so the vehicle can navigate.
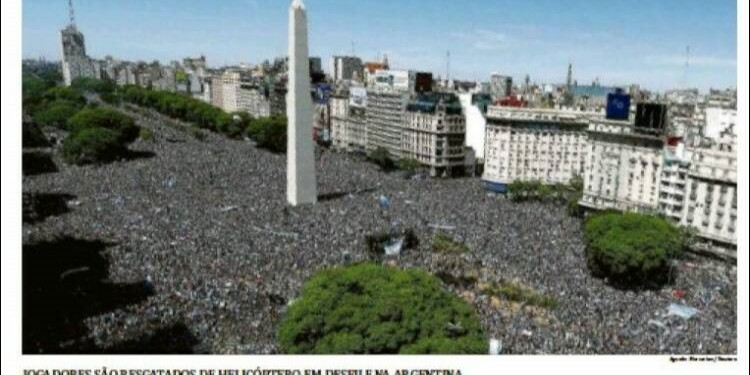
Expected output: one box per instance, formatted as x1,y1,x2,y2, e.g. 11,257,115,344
23,106,736,354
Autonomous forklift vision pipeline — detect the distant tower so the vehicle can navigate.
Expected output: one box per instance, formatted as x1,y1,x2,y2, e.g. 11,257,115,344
446,50,451,84
563,62,574,106
60,0,89,86
286,0,317,206
524,74,530,94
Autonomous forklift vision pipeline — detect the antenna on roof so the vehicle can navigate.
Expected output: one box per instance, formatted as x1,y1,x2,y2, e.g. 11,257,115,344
68,0,76,26
684,46,691,89
446,50,451,83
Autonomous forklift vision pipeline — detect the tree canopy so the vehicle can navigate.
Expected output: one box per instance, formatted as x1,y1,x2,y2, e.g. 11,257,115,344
584,211,684,288
279,263,486,354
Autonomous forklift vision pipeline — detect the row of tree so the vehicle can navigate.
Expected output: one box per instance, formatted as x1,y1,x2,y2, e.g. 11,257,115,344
116,84,288,153
22,75,143,165
507,175,585,217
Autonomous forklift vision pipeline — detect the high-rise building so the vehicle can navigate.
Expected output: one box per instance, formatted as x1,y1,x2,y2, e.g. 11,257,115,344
366,90,408,156
60,25,99,85
331,86,368,153
212,69,285,118
490,74,513,101
330,56,363,82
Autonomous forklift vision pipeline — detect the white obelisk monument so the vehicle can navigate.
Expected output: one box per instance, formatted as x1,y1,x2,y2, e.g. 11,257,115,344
286,0,317,206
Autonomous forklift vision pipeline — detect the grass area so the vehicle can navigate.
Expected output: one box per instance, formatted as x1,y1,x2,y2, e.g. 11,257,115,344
432,233,470,254
484,280,559,309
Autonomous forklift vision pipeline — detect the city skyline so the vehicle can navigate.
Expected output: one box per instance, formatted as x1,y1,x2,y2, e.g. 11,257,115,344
23,0,737,91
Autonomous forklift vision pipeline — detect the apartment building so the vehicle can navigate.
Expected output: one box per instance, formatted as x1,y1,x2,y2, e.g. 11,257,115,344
402,92,466,176
365,90,409,157
211,70,286,118
483,107,591,193
658,140,691,222
330,87,368,153
681,128,737,257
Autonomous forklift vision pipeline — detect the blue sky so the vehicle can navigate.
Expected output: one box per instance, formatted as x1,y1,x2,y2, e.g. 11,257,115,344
23,0,737,91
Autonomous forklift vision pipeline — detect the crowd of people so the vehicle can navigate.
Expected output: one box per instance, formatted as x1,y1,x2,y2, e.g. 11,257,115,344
23,105,737,354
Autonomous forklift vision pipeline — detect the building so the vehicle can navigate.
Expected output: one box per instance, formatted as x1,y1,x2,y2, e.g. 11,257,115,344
681,128,737,256
580,118,665,213
363,55,390,85
490,74,513,101
366,90,408,156
212,69,286,117
706,89,737,109
238,80,272,117
704,107,737,140
402,92,466,176
331,56,363,82
218,70,242,112
331,86,368,153
658,139,691,222
313,83,333,143
60,24,99,85
369,70,417,93
210,75,224,109
570,83,619,109
482,107,591,192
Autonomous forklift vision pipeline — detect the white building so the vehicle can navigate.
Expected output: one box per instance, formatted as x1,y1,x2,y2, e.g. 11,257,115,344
681,125,737,256
483,107,592,192
331,86,367,153
458,93,487,159
580,119,665,213
659,140,691,222
369,70,415,93
219,70,241,113
704,107,737,140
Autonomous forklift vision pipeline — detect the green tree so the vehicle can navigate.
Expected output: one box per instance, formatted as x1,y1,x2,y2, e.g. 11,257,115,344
584,212,684,288
32,100,82,129
397,158,423,172
71,77,117,94
368,147,395,171
246,116,287,153
279,263,486,354
67,108,139,144
61,127,127,165
23,75,50,110
41,87,86,108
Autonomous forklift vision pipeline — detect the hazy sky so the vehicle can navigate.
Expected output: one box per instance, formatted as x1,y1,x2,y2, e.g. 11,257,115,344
23,0,737,91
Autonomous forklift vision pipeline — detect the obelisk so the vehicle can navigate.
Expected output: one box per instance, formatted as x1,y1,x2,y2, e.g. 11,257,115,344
287,0,317,206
